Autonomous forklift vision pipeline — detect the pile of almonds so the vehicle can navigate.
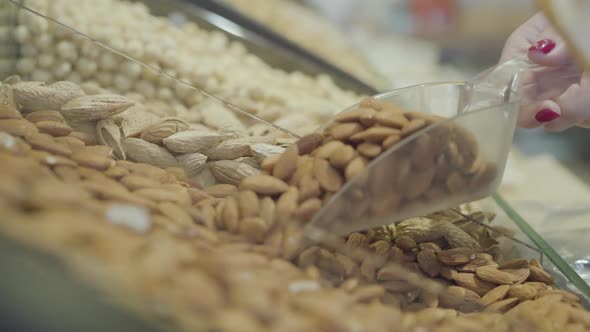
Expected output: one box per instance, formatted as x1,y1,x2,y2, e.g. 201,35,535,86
228,97,498,234
9,0,362,135
2,78,289,188
1,75,590,332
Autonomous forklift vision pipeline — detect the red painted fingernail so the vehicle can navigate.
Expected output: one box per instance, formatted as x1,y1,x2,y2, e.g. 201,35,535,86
528,39,556,54
535,109,560,123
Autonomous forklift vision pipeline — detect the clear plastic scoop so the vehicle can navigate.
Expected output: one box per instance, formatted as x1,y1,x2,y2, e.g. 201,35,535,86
306,57,582,238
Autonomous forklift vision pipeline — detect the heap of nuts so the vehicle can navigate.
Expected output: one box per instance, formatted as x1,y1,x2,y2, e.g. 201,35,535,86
9,0,362,135
1,75,590,332
213,97,499,236
2,78,291,189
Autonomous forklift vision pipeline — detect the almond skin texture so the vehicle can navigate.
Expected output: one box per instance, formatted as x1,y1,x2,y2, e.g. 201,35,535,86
313,157,343,192
272,145,299,181
239,175,289,195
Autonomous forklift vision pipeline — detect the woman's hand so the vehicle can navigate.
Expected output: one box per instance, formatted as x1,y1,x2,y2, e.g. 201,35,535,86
500,12,590,131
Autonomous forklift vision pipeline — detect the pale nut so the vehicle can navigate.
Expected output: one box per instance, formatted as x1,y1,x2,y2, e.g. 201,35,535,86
239,175,289,195
272,145,299,181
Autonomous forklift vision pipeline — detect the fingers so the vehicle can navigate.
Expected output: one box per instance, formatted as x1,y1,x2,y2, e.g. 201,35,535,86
544,77,590,131
527,26,573,67
518,75,590,132
500,12,548,63
517,99,560,129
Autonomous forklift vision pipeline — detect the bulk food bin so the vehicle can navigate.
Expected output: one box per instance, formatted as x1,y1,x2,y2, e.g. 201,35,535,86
1,0,590,331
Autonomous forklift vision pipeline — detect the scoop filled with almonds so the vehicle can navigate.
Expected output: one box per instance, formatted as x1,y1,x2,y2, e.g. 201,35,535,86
305,81,519,235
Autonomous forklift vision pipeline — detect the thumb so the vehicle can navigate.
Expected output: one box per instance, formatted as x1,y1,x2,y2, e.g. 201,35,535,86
543,75,590,132
527,28,572,67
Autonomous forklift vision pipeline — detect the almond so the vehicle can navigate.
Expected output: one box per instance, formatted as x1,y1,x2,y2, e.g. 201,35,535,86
499,258,529,270
158,202,193,227
261,154,281,172
395,217,446,243
204,184,238,198
312,157,343,192
210,160,262,186
13,81,84,112
96,118,125,160
276,186,299,220
395,236,417,251
382,135,401,150
484,298,519,313
453,272,496,296
401,119,427,137
503,268,531,284
375,111,409,128
439,286,483,313
120,175,160,190
0,119,38,137
0,84,19,119
202,138,253,160
140,117,190,144
359,97,383,110
481,284,510,306
69,131,97,146
26,133,72,157
122,138,178,169
250,143,285,162
334,108,367,123
298,174,321,202
344,156,367,181
295,133,323,155
177,153,208,177
237,190,259,218
438,248,476,266
239,217,268,243
61,94,134,120
259,197,276,228
351,127,400,143
475,266,516,285
446,171,468,194
508,284,537,301
35,120,72,137
328,144,356,169
221,196,240,232
239,174,289,195
313,141,344,159
25,111,65,123
357,142,382,158
272,145,299,181
528,265,555,285
329,122,363,140
295,198,322,221
163,130,225,153
71,150,115,171
417,250,441,277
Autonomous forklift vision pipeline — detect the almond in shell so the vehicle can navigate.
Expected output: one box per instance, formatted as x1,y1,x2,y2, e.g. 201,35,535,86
60,94,134,120
210,160,262,186
177,153,208,177
96,118,125,160
122,138,178,169
140,117,190,144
